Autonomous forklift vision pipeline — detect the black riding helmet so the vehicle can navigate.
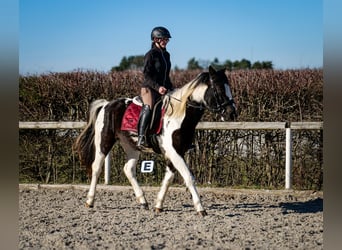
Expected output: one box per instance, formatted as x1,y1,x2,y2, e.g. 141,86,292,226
151,26,172,40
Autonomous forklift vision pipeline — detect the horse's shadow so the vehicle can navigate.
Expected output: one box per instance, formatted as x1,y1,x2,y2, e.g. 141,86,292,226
206,198,323,215
279,197,323,214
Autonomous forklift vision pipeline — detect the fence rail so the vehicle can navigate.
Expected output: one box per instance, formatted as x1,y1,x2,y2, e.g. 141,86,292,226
19,121,323,130
19,121,323,189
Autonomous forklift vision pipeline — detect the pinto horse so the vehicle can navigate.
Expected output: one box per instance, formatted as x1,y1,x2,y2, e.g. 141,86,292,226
73,66,237,216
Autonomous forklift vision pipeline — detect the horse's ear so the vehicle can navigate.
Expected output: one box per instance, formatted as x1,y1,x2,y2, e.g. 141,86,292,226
209,65,216,75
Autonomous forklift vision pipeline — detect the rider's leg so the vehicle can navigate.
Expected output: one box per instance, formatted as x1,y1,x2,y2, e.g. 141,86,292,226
137,88,153,147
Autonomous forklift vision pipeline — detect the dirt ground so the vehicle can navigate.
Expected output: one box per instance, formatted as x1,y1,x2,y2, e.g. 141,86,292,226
19,184,323,249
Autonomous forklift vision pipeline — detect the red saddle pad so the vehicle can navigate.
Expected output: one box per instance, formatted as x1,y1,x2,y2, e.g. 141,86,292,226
121,102,164,134
121,102,141,133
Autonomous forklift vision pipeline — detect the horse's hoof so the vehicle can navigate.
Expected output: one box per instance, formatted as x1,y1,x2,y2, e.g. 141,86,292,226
155,207,163,213
198,210,207,216
85,203,94,208
140,203,149,210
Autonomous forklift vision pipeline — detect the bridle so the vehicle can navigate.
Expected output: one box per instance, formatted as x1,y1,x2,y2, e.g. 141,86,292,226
208,79,235,113
189,79,235,113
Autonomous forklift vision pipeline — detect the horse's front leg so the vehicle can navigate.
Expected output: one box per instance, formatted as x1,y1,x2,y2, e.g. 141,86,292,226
86,151,106,207
168,152,207,216
155,165,175,212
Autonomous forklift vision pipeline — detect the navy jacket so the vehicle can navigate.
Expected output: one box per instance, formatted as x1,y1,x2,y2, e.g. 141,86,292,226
142,44,173,91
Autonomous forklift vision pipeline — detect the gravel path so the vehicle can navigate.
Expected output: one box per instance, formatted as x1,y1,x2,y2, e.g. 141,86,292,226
19,184,323,249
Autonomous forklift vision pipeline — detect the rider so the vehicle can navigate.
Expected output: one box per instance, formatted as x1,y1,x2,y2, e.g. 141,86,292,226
137,26,173,147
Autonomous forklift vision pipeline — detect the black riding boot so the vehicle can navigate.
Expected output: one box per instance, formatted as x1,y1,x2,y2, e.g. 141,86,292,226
137,104,152,147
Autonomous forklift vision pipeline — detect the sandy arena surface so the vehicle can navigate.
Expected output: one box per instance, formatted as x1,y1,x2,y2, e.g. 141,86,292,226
19,184,323,249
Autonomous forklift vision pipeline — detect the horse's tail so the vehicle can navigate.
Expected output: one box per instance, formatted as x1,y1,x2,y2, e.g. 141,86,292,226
73,99,109,176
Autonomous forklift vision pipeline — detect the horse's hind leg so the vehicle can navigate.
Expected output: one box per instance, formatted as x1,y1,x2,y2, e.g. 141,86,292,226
120,139,148,209
155,164,175,212
85,150,106,207
86,110,115,208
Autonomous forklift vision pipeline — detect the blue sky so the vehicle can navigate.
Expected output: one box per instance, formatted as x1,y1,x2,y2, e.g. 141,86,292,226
19,0,322,75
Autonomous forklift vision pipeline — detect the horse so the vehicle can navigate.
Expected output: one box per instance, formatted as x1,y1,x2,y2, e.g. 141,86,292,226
73,65,237,216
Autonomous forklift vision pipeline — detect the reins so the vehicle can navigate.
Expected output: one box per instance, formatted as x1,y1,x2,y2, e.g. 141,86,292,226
165,94,205,111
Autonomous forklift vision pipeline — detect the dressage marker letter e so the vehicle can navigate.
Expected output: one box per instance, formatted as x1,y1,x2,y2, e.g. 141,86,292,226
141,160,154,173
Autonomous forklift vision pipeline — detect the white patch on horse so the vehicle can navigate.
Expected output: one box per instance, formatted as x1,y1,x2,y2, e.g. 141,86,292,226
191,84,208,103
159,110,184,154
94,107,106,151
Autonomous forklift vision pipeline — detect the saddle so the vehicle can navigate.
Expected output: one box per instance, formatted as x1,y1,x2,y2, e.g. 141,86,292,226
121,96,164,135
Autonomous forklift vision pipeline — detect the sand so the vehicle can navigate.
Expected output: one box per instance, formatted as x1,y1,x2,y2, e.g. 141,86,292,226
19,184,323,249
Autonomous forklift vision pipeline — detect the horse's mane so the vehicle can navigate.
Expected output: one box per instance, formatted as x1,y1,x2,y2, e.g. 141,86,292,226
164,72,209,118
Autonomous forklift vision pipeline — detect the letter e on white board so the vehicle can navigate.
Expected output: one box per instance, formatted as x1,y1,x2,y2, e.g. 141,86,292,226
141,160,154,173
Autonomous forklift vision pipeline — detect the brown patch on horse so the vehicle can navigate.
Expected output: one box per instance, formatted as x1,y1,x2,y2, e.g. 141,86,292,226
172,106,204,156
100,99,127,155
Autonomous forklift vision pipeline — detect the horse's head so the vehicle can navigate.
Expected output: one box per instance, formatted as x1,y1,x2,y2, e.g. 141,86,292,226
166,66,237,120
204,65,237,120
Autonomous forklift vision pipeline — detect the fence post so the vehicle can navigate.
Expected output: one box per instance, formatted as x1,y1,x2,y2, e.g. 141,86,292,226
285,127,292,189
104,153,111,185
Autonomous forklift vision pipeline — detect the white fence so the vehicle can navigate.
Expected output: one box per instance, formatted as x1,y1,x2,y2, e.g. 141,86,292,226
19,121,323,189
